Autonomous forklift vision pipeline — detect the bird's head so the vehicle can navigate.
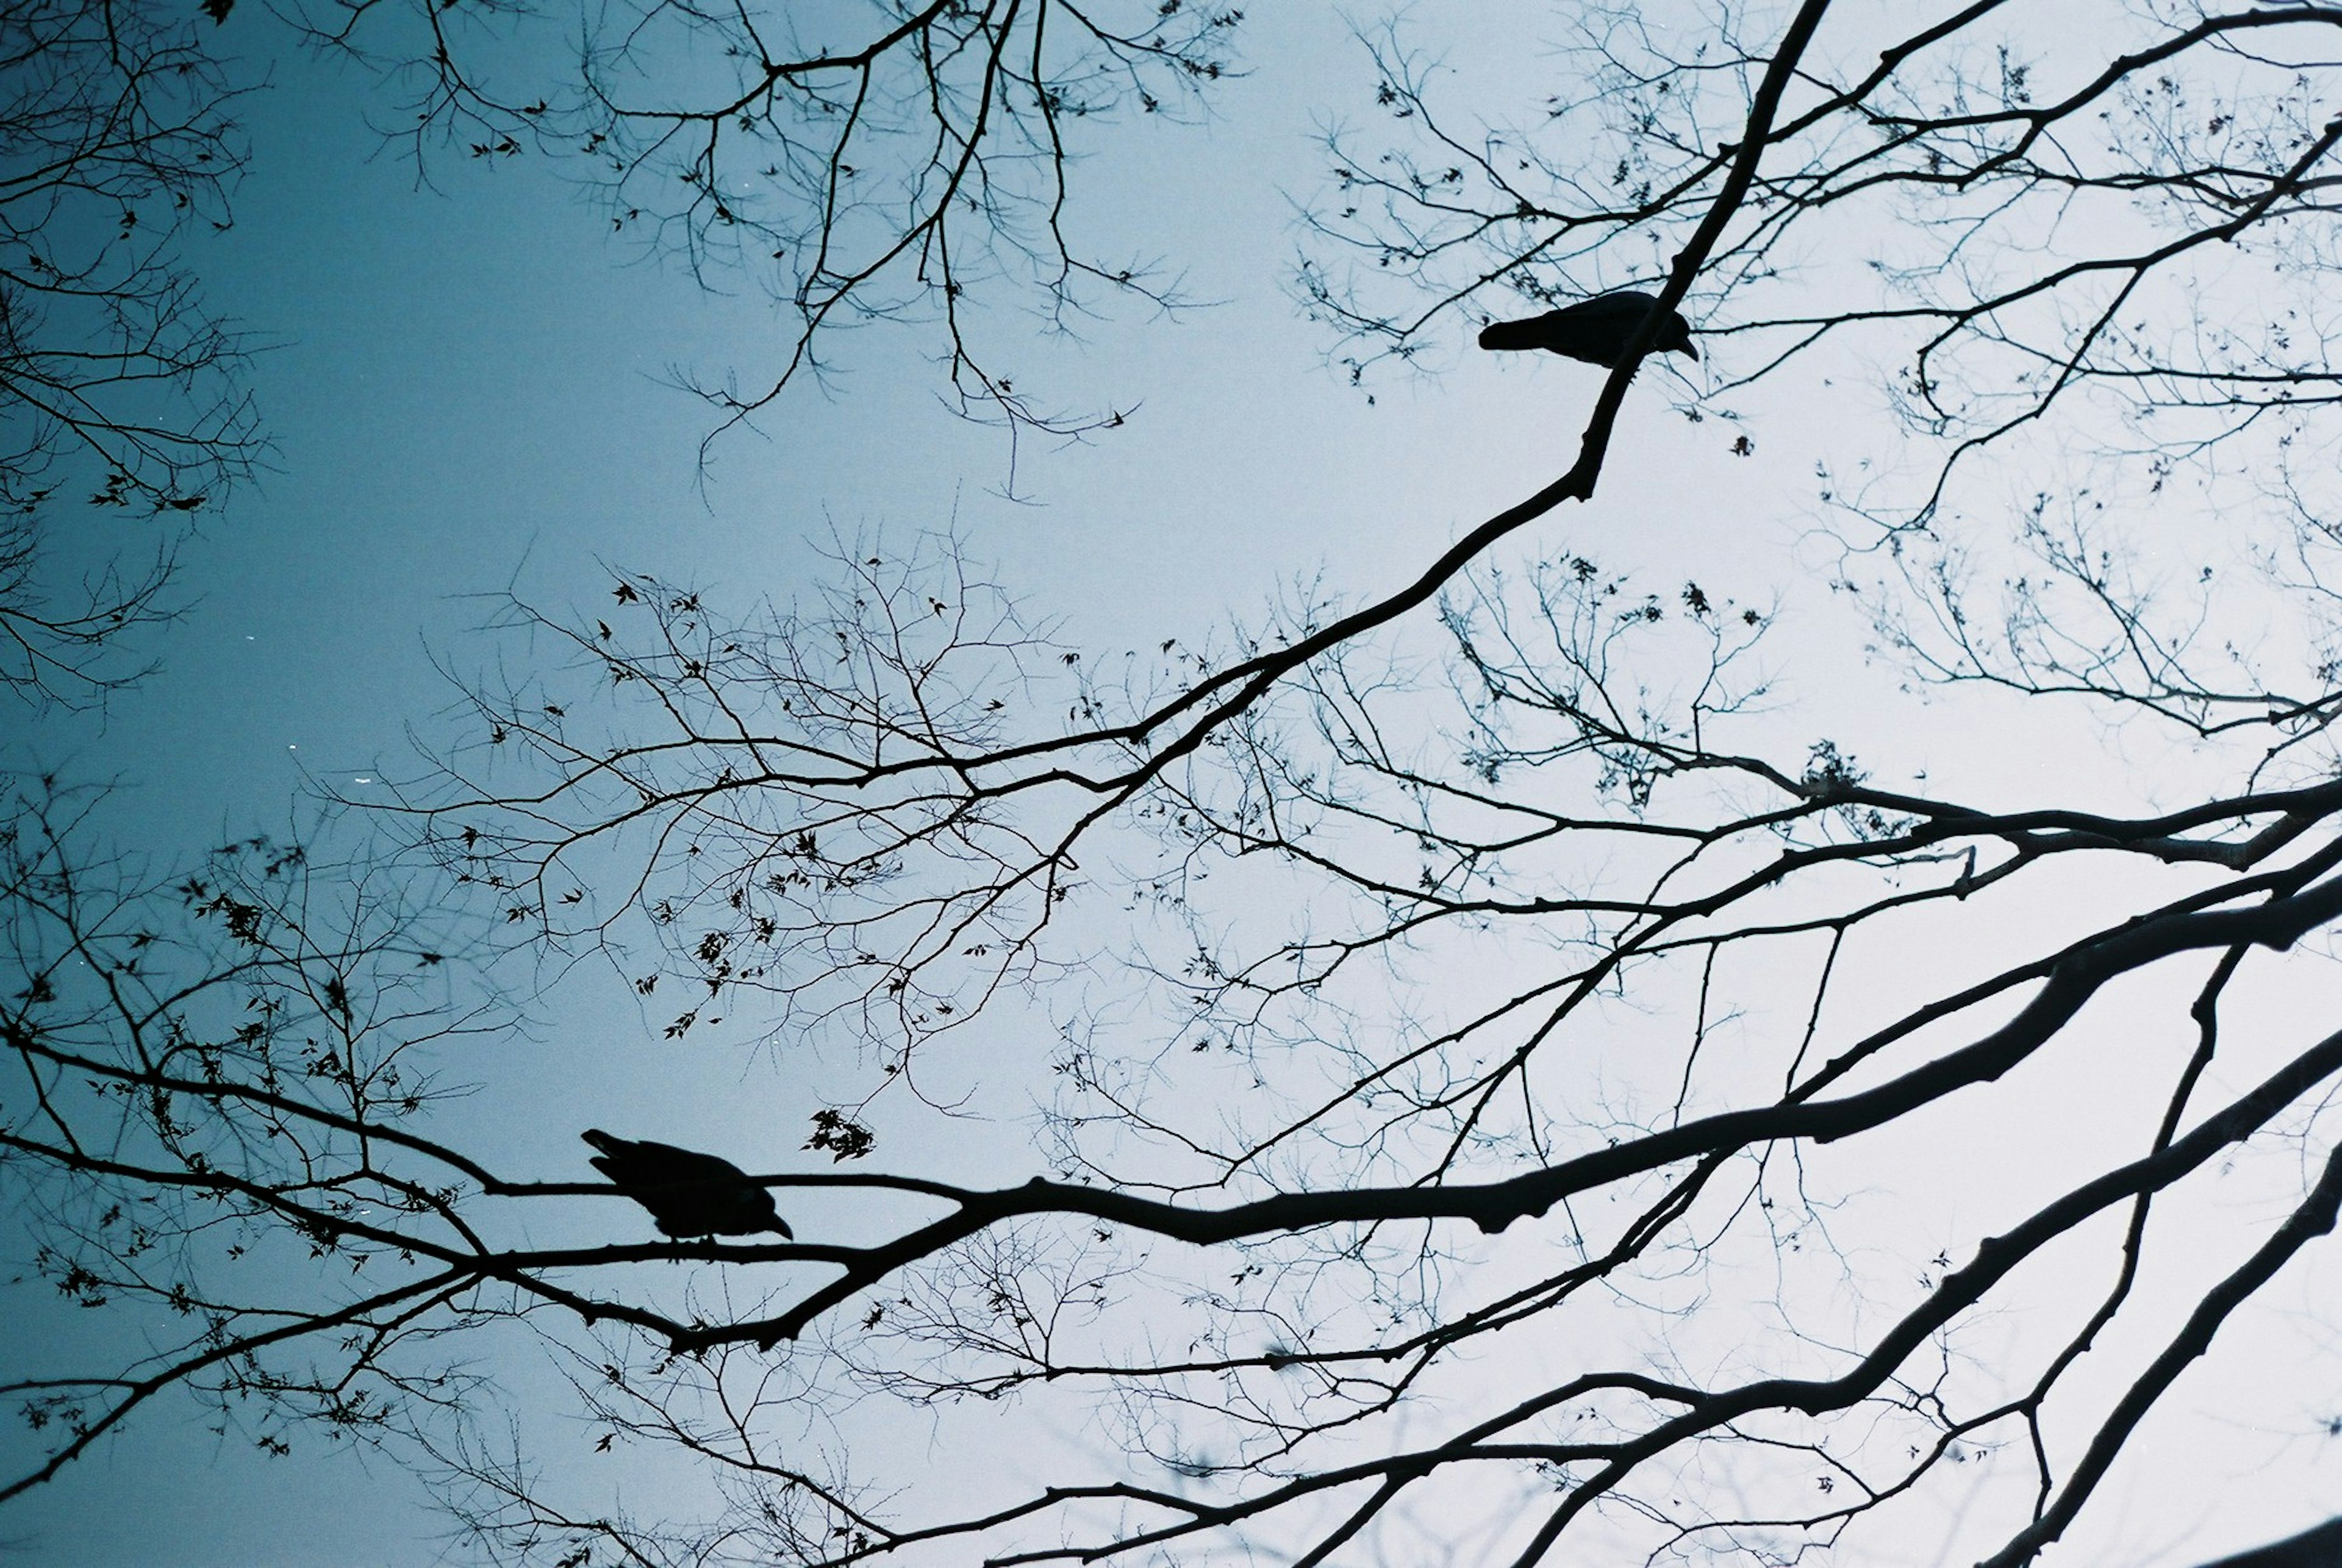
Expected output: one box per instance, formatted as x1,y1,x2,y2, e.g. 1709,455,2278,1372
748,1188,794,1239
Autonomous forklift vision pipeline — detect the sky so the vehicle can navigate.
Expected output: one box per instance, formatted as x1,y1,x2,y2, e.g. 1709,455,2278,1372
12,4,2342,1566
12,14,1723,1562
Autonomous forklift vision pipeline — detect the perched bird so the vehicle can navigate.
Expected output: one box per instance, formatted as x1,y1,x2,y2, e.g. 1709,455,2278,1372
581,1128,793,1239
1477,290,1698,367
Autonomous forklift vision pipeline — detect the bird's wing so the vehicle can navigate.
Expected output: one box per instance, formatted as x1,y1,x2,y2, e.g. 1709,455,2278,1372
631,1140,752,1182
582,1130,749,1183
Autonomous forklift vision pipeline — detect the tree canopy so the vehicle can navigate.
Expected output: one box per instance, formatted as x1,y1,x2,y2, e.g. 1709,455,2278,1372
13,3,2342,1566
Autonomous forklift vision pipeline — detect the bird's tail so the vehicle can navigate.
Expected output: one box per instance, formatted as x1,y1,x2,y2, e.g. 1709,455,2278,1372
1477,318,1550,352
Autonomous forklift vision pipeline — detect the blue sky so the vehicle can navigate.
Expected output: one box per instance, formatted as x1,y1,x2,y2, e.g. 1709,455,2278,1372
18,6,2342,1564
16,15,1716,1561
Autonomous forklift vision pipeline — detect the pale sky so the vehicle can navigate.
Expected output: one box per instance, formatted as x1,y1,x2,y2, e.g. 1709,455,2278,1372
11,5,2342,1566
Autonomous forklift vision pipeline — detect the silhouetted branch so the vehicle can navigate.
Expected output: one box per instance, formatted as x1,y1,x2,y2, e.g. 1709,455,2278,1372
0,0,262,702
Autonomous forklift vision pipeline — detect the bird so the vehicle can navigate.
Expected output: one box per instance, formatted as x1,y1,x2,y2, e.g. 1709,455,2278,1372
580,1128,793,1239
1477,290,1698,367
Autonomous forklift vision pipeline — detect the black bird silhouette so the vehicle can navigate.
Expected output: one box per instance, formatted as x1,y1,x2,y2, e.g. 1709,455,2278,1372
2197,1518,2342,1568
581,1128,792,1239
1478,290,1698,367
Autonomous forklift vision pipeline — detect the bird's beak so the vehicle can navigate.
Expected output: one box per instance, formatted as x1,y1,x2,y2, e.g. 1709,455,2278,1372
1678,343,1701,362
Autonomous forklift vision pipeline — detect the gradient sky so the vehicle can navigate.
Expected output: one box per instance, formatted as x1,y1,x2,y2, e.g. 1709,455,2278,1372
12,6,2342,1566
13,15,1680,1561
